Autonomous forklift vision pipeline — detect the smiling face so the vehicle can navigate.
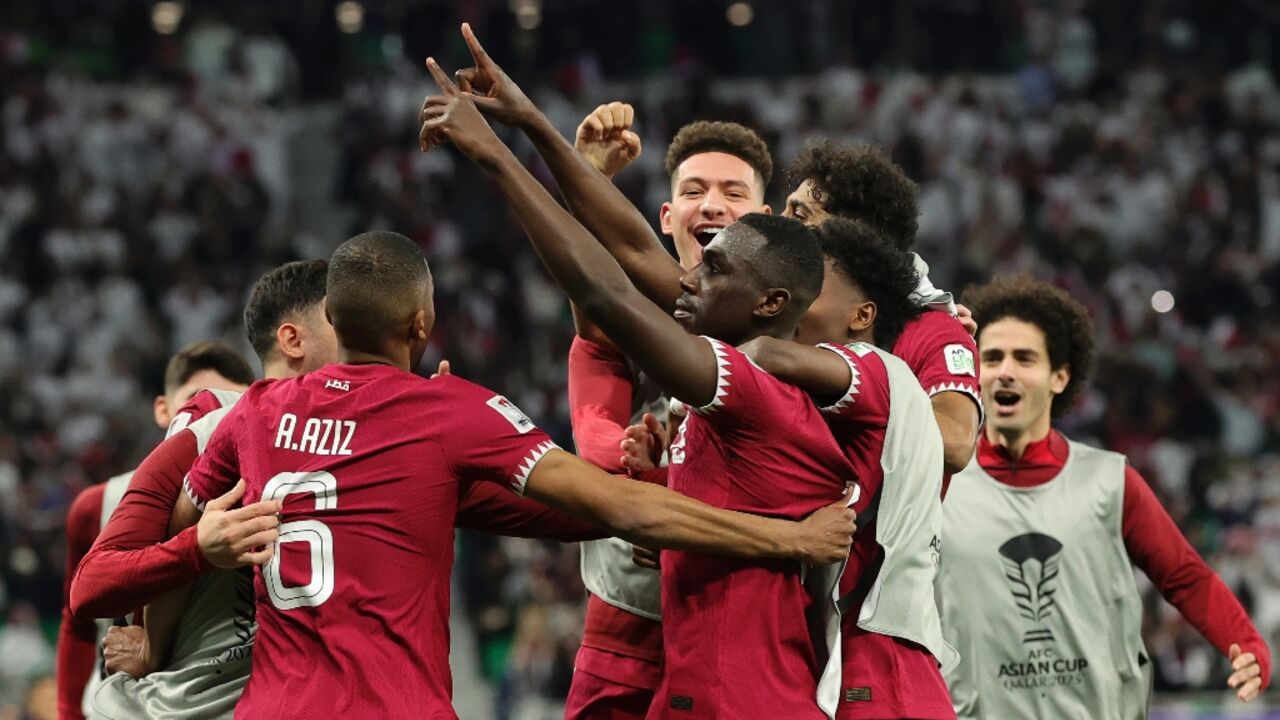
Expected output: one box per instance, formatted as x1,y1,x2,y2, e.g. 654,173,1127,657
673,222,777,345
978,317,1070,443
661,152,769,269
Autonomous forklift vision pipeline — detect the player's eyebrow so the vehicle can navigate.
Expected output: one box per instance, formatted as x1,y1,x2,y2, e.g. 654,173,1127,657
680,176,751,191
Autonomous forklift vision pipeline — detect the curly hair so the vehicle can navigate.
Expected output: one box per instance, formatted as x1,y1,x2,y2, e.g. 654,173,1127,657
812,218,922,349
962,275,1095,418
787,140,919,251
664,121,773,190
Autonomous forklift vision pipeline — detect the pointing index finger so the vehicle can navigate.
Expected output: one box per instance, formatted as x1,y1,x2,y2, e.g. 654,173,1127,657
425,58,457,95
461,23,494,70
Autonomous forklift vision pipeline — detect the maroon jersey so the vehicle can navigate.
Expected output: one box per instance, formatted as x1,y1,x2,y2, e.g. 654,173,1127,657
891,310,981,496
817,344,954,719
891,310,980,408
184,363,557,720
650,338,853,720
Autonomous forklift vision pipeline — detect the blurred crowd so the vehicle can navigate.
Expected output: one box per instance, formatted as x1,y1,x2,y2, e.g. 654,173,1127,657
2,0,1279,716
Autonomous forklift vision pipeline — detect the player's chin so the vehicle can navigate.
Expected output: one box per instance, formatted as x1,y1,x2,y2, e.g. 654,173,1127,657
987,412,1023,431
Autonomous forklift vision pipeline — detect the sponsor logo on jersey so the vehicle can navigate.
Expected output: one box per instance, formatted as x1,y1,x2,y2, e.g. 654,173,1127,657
944,344,976,376
324,378,350,391
486,395,535,434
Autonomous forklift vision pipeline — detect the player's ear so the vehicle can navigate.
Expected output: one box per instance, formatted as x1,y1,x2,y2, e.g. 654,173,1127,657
759,203,773,216
1050,364,1070,395
659,202,674,236
153,395,170,428
276,322,304,360
754,288,790,320
847,300,876,336
411,309,429,340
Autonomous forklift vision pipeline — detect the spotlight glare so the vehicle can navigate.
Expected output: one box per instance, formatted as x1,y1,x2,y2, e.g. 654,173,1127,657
727,2,754,27
1151,290,1175,314
515,8,541,30
152,2,183,35
336,1,364,34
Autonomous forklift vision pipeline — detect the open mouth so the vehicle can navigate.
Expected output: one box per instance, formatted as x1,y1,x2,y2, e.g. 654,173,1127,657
693,227,724,247
992,389,1021,413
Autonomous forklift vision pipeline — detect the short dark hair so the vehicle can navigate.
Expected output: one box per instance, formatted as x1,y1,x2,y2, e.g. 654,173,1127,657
327,231,431,353
963,275,1095,418
665,121,773,190
787,140,919,250
163,340,255,395
243,259,329,361
813,218,922,348
735,213,825,321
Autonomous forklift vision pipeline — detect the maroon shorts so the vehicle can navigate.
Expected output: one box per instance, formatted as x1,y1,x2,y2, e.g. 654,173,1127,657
564,646,660,720
837,631,955,720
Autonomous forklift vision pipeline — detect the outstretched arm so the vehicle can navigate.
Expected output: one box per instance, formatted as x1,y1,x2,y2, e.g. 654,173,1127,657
447,24,684,312
524,449,853,565
421,59,719,407
1123,467,1270,701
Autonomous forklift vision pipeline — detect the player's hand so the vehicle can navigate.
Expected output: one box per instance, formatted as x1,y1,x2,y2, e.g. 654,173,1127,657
620,412,666,475
447,23,539,129
1228,643,1264,702
102,625,154,678
792,497,857,565
956,303,977,337
430,359,452,378
575,102,642,178
197,480,282,569
420,59,506,168
632,545,660,570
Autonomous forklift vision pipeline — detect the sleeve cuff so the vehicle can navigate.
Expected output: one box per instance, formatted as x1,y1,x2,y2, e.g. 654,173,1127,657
511,441,559,495
926,382,985,423
183,475,209,512
815,343,861,414
687,336,732,415
174,525,215,574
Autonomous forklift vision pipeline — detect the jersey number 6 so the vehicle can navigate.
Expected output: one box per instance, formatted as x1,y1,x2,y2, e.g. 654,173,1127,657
261,471,337,610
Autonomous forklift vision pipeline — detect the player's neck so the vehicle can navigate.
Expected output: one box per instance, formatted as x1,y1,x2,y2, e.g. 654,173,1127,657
987,415,1052,461
339,346,410,371
847,327,874,346
738,322,802,346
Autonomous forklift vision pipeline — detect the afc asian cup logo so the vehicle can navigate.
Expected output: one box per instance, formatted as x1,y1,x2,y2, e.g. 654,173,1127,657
998,532,1064,644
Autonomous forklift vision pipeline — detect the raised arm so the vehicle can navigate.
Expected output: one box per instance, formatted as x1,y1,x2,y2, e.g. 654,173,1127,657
446,24,684,312
421,59,719,407
524,449,853,565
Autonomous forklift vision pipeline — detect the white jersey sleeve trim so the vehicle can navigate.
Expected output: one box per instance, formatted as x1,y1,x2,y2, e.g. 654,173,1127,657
926,381,985,423
815,343,861,414
511,440,560,495
183,476,209,513
689,336,732,415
